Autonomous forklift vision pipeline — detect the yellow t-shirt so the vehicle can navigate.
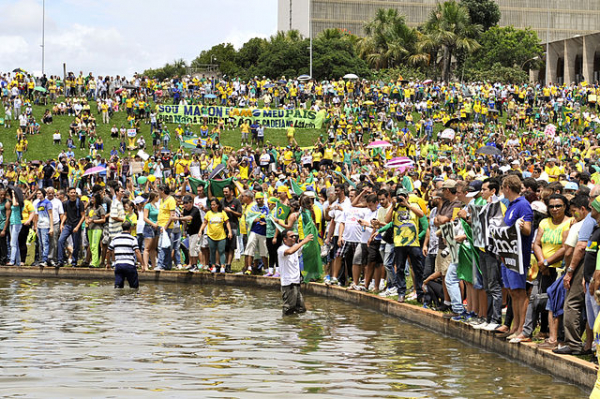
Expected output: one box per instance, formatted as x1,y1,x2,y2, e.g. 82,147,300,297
125,212,138,237
539,217,571,267
158,196,176,229
393,208,420,247
205,210,228,241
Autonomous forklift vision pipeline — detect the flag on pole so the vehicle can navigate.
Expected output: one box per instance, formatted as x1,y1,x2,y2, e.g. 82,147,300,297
300,208,323,282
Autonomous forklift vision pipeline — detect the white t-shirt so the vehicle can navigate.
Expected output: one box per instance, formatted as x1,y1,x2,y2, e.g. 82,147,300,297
329,197,351,236
360,208,378,243
49,198,64,224
341,207,365,243
565,219,584,248
278,244,300,286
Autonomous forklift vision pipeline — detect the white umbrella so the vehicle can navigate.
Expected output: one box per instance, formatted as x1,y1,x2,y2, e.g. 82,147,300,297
440,128,455,140
298,74,311,81
343,73,359,80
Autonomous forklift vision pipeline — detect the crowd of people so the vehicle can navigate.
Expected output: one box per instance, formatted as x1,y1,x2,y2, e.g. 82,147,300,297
3,69,600,367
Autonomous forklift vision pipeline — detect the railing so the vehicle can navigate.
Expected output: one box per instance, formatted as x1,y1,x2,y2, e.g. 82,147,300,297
186,65,220,74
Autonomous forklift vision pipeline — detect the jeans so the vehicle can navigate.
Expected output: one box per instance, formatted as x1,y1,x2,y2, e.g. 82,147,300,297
49,222,60,262
171,227,182,266
445,262,465,314
393,246,424,299
585,282,600,330
58,224,82,265
379,242,396,286
157,228,173,269
114,263,139,288
207,237,226,265
37,227,50,263
9,224,22,265
479,250,503,324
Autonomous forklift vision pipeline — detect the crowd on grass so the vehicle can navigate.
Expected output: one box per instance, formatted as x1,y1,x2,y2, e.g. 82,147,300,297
4,70,600,367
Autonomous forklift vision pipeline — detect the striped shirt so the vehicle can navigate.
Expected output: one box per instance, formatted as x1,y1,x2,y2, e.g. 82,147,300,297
108,232,139,267
109,199,125,237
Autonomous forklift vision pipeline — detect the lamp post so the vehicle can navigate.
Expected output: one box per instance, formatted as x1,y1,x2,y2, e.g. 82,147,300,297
308,0,312,78
41,0,45,75
521,56,539,71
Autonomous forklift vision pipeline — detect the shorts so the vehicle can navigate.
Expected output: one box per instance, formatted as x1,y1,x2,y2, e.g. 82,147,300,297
241,132,248,139
336,240,358,259
501,264,527,290
435,250,451,275
225,228,238,252
367,240,383,264
143,224,158,239
188,233,199,257
352,243,369,266
199,232,209,249
245,232,268,257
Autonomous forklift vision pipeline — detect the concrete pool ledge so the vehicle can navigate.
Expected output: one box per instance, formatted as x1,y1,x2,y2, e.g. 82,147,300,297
0,265,595,391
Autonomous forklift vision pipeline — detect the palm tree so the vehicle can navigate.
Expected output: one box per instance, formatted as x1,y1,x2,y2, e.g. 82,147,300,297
357,8,418,69
424,1,482,82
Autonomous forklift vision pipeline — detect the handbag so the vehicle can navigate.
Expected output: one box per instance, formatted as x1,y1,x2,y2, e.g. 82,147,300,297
159,229,171,249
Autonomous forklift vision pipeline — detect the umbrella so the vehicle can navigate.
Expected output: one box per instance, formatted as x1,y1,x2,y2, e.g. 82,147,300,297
160,149,172,154
367,140,392,148
385,157,414,169
544,124,557,137
12,68,26,73
83,166,106,176
34,86,47,93
440,128,455,140
298,74,311,81
114,88,124,94
476,146,502,156
444,117,460,127
204,94,217,99
423,79,433,85
343,73,359,80
122,84,137,90
209,163,226,180
363,101,375,106
488,109,499,114
7,185,24,207
263,83,274,89
191,148,204,155
277,79,287,84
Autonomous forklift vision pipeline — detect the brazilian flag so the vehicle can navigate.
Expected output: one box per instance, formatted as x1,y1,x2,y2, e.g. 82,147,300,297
209,177,233,198
300,208,323,282
188,177,208,194
275,200,290,220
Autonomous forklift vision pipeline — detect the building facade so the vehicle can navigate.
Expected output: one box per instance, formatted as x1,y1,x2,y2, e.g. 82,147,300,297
278,0,600,43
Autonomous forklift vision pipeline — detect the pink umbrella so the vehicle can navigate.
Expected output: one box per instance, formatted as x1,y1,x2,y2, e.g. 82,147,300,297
83,166,107,176
115,88,124,94
367,140,392,148
385,157,414,169
423,79,433,85
544,124,556,137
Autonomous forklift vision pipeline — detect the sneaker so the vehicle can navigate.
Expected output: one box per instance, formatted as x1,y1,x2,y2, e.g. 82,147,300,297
187,266,198,272
176,264,183,270
483,322,501,331
330,277,339,286
265,272,274,277
273,272,280,278
324,275,332,285
220,267,225,273
154,267,165,271
451,311,469,322
211,267,218,273
225,265,232,273
473,321,489,330
468,317,484,326
38,261,47,267
244,268,252,275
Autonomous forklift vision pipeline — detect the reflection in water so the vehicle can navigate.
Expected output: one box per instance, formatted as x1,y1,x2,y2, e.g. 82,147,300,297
0,278,587,398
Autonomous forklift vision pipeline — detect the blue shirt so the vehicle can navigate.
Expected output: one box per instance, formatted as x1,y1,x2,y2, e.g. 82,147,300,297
504,196,534,270
578,213,597,242
250,204,269,236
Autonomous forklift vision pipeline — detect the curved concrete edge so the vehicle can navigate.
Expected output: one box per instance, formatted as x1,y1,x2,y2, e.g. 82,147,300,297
0,266,595,391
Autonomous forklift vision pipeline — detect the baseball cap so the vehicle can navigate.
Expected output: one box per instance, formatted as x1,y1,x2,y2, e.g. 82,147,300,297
564,182,579,191
441,179,457,189
466,180,483,198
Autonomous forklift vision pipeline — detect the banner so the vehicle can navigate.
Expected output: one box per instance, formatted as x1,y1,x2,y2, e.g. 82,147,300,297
484,201,505,252
488,222,523,274
131,161,144,175
440,221,458,264
469,204,485,247
157,105,326,129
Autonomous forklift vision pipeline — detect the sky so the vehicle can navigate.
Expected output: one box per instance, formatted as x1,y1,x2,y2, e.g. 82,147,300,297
0,0,278,77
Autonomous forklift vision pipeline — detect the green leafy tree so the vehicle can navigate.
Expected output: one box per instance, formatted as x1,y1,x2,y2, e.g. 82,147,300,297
460,0,501,31
357,8,421,69
191,43,239,77
143,59,187,80
313,29,370,80
468,26,543,71
424,0,482,82
255,30,309,79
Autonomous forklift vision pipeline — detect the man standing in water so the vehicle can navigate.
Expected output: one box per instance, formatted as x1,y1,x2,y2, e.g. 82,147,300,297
108,221,145,288
278,229,313,315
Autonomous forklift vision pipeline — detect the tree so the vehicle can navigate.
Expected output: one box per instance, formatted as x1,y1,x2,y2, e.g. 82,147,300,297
143,59,187,81
313,29,370,80
460,0,501,31
191,43,239,77
468,26,543,71
255,30,309,79
357,8,422,70
424,1,482,82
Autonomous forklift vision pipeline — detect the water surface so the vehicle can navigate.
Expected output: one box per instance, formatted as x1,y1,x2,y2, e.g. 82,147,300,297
0,278,588,398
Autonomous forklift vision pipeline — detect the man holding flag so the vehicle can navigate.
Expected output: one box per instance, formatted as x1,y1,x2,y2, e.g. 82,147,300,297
243,191,269,275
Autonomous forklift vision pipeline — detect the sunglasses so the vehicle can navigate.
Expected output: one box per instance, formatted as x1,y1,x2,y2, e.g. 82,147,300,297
288,234,299,239
548,205,564,209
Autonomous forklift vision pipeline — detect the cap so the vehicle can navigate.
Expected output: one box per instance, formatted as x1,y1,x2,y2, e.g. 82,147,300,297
396,187,409,196
531,200,547,215
304,191,316,199
564,182,579,191
511,160,520,166
441,179,457,189
134,196,147,205
466,180,483,197
255,192,265,199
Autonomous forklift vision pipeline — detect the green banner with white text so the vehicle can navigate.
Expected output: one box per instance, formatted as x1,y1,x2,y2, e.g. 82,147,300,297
157,105,326,129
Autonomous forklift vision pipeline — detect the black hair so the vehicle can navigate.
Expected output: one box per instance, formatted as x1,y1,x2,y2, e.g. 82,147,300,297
209,197,223,211
570,194,590,211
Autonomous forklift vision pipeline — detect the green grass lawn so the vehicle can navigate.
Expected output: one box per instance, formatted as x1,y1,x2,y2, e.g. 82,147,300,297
0,98,325,163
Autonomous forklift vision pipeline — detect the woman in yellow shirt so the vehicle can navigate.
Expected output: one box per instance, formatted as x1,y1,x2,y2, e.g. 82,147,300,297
199,198,232,271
